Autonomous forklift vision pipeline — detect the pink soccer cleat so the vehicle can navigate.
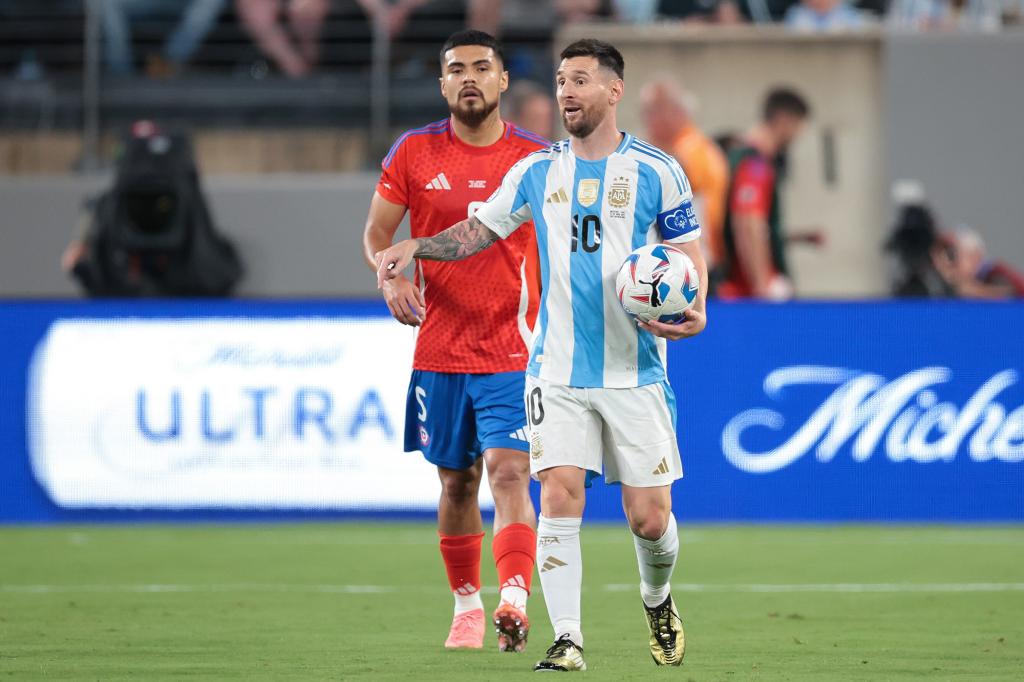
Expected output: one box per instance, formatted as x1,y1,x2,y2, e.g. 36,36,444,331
444,608,485,649
493,602,530,653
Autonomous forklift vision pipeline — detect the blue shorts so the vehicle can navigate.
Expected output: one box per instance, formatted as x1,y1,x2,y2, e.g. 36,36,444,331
404,370,530,471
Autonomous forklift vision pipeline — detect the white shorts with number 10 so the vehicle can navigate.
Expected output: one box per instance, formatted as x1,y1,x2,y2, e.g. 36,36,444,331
525,375,683,487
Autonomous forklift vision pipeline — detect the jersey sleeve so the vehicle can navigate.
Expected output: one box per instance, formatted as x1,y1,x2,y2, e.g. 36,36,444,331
655,155,702,244
375,135,410,206
474,155,536,239
730,157,774,219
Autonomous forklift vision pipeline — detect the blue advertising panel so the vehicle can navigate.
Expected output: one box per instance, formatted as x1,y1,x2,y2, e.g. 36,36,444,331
0,301,1021,522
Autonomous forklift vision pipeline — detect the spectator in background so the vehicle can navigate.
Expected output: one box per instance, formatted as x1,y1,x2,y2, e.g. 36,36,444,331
944,227,1024,298
655,0,745,24
236,0,330,77
101,0,227,76
785,0,867,29
720,87,810,300
640,78,729,284
887,0,1010,31
502,80,555,140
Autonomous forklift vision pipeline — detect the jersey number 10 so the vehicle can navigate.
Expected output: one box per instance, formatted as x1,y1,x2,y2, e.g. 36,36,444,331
572,214,602,253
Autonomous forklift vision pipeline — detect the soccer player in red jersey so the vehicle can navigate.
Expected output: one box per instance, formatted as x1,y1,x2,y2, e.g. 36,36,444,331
361,30,549,653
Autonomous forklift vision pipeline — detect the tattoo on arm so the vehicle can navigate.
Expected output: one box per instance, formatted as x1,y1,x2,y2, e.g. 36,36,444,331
413,216,498,261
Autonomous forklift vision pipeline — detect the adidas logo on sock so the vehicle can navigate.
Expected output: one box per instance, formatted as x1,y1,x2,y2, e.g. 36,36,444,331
424,172,452,190
454,583,479,596
651,458,669,475
540,556,567,572
501,574,528,590
546,187,569,204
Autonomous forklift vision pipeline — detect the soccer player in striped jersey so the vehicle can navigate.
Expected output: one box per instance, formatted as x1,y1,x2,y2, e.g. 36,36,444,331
362,30,549,653
377,39,708,671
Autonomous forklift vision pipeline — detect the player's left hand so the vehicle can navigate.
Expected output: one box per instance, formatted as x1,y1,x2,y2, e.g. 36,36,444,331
638,307,706,340
375,239,418,289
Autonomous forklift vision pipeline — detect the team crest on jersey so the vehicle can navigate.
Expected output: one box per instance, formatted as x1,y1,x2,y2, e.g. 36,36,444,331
608,176,631,208
577,179,600,207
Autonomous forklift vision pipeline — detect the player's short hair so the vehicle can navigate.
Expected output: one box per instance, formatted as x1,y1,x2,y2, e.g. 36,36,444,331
440,29,505,67
559,39,625,80
763,87,811,121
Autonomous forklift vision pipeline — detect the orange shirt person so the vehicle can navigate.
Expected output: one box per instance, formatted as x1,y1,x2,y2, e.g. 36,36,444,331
640,79,729,269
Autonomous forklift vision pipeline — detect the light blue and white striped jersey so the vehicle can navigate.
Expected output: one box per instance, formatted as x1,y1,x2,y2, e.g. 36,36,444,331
475,132,701,389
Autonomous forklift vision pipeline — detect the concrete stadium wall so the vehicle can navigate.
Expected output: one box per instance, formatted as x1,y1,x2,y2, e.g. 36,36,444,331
0,173,392,298
885,33,1024,263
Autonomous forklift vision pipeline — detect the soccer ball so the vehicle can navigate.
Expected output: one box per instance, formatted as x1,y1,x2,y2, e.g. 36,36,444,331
615,244,699,323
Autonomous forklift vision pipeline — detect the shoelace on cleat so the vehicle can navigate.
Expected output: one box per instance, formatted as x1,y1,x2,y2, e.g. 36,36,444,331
647,601,679,652
544,633,579,658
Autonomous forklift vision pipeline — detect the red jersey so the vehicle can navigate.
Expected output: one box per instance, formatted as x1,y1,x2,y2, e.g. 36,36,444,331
376,118,549,373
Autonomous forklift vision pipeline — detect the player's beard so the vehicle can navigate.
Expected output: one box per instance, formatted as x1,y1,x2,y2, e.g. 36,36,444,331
451,95,498,128
562,105,602,139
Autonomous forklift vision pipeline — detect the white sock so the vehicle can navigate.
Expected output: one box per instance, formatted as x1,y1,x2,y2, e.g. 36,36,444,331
633,513,679,608
453,584,483,615
536,515,584,647
499,583,529,611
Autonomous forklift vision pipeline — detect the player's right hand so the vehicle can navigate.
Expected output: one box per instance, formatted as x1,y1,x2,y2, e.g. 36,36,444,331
375,239,418,289
381,274,426,327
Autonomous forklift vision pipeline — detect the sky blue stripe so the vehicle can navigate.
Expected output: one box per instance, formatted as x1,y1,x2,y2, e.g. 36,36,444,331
568,159,606,387
629,145,684,195
524,160,553,378
635,162,665,386
660,380,678,428
631,140,689,194
632,139,688,194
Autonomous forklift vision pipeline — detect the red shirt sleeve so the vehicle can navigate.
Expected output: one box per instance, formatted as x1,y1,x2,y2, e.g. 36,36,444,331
376,135,410,206
730,157,774,218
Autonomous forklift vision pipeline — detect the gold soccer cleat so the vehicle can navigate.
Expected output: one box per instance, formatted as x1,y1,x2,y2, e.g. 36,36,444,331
533,634,586,672
643,594,685,666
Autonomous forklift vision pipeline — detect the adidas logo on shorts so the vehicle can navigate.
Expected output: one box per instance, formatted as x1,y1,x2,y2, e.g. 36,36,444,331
651,458,670,475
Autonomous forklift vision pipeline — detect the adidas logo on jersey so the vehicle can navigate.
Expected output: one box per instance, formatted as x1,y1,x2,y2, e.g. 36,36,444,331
652,458,670,475
541,556,567,572
508,428,529,442
546,187,569,204
424,172,452,190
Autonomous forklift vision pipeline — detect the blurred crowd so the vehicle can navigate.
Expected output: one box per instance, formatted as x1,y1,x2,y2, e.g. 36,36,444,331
3,0,1023,82
885,182,1024,299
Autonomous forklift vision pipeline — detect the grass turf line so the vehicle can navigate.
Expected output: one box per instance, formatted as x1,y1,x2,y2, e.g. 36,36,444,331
1,524,1022,681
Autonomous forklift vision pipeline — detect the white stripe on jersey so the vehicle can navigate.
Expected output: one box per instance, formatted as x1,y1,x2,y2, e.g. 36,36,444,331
537,155,575,385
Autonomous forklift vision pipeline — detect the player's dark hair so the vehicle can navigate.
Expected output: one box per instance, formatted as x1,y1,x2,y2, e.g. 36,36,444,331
763,87,811,121
559,39,624,79
440,30,505,67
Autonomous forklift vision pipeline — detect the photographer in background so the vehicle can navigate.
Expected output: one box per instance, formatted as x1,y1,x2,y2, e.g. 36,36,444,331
62,121,244,297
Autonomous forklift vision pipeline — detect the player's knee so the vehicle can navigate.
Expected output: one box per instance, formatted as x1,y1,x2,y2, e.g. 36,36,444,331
487,462,529,498
628,507,670,540
540,482,583,516
439,471,480,505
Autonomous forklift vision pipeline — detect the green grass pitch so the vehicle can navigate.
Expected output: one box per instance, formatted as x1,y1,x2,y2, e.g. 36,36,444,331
1,524,1022,681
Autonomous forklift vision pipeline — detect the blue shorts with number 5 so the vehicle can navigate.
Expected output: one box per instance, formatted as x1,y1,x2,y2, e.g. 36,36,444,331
404,370,530,471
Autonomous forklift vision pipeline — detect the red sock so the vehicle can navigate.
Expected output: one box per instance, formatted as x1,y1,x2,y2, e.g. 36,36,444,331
492,523,537,605
439,532,484,600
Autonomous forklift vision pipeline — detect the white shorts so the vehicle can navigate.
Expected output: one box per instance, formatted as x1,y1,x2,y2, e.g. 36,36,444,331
525,375,682,487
